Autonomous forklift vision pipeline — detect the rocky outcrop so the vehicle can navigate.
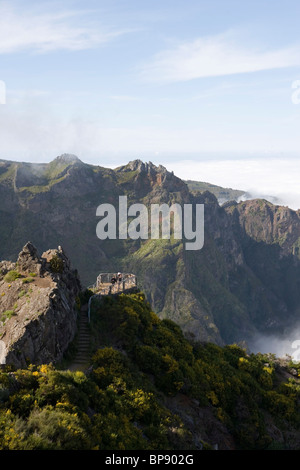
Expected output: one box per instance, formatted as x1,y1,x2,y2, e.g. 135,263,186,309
0,242,81,368
228,198,300,255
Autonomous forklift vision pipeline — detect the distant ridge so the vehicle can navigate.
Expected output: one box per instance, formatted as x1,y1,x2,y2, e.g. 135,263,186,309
185,179,245,204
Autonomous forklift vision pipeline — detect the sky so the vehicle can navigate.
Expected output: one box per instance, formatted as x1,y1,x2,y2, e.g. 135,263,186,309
1,0,300,208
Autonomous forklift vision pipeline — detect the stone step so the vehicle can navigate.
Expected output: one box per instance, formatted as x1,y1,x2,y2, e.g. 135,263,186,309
67,309,92,371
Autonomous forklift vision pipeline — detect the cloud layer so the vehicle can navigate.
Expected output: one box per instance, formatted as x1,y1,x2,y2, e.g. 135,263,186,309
140,31,300,82
166,158,300,211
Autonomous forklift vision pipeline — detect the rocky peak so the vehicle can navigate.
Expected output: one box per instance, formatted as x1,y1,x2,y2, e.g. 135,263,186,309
119,159,168,174
0,242,81,368
116,159,189,200
17,241,43,276
52,154,82,165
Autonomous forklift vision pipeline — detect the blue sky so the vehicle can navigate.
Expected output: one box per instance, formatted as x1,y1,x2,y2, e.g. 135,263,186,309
1,0,300,207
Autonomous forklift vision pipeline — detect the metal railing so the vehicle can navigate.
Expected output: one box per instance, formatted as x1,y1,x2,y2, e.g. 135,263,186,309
87,273,137,322
88,272,137,295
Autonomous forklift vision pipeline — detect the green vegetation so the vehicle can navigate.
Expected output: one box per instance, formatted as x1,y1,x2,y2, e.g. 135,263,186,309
49,256,64,274
0,163,17,183
22,277,34,284
186,180,244,201
1,309,17,323
4,271,22,283
0,292,298,450
2,269,36,284
18,290,26,298
17,159,71,195
116,169,138,185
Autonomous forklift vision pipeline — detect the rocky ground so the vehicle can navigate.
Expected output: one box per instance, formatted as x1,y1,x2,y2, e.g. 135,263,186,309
0,242,81,368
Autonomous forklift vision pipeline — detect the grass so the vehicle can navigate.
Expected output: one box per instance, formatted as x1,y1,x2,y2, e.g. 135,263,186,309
116,169,138,185
0,163,17,183
1,309,17,323
22,277,34,284
4,271,22,283
18,174,67,195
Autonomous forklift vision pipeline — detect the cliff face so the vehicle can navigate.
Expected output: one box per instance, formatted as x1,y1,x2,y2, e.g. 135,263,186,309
0,242,81,368
0,155,300,347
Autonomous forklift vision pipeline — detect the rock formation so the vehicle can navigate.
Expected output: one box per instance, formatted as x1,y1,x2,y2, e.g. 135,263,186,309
0,242,81,368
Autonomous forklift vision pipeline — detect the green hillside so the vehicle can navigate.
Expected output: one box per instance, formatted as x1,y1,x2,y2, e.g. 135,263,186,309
0,291,299,450
185,180,245,203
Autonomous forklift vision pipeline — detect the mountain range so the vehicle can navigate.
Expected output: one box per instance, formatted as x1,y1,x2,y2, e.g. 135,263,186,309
1,153,300,350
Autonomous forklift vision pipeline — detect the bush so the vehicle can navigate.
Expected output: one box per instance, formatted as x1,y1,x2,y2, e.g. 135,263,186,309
49,256,64,274
1,310,17,322
4,271,21,283
22,277,34,284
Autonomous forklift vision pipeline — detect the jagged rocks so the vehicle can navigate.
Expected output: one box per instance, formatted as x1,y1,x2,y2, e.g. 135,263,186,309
0,242,81,368
17,241,44,276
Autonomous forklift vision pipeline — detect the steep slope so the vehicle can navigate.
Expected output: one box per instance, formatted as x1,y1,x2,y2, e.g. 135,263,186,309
0,242,81,368
1,155,300,347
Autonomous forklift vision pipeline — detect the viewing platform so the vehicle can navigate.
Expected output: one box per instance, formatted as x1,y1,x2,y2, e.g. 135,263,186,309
88,272,137,295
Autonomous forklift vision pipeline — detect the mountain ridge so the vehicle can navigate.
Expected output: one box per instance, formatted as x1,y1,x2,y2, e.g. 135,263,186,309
1,154,300,350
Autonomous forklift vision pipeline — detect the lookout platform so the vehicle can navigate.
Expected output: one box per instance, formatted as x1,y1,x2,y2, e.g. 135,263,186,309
88,272,137,295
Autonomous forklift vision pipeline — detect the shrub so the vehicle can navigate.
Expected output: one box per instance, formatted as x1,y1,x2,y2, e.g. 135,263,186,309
49,256,64,274
22,277,34,284
1,310,17,322
4,271,21,283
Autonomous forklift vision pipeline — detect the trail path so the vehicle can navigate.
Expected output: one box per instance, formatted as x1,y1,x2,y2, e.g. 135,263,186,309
67,273,137,372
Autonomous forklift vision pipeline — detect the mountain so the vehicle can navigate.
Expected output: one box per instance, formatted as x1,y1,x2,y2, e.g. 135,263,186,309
1,154,300,349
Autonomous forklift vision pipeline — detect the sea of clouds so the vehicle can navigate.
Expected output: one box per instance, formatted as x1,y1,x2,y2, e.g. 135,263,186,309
167,156,300,211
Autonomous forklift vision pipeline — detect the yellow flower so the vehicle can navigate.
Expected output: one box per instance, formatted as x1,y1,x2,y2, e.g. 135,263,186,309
39,364,49,374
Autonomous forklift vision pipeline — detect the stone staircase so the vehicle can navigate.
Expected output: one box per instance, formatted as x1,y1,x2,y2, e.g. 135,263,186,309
68,307,91,371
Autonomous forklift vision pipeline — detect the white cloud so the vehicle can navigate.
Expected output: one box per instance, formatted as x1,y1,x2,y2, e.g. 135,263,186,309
166,158,300,210
0,3,128,54
140,31,300,83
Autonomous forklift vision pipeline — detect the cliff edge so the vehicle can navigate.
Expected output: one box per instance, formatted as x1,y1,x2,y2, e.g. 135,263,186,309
0,242,81,368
